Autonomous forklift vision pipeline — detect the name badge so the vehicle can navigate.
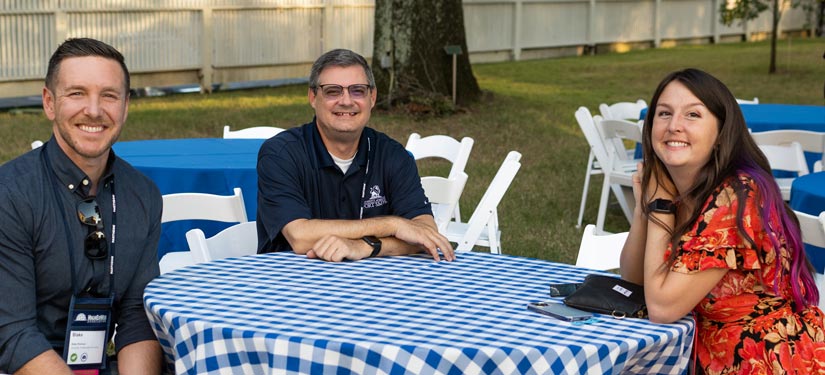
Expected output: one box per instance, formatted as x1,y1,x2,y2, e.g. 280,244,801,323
63,296,113,371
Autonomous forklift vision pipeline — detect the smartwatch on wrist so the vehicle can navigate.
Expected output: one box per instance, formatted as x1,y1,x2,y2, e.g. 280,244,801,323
362,236,382,258
647,198,677,214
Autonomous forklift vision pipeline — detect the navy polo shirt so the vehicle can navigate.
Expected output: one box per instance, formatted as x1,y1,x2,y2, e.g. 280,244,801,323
256,119,432,253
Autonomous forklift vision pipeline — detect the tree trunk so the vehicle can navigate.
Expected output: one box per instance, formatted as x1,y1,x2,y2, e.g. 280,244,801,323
769,0,779,73
373,0,481,110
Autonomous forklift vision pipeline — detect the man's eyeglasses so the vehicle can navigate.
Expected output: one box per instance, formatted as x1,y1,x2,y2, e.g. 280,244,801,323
316,84,371,100
77,198,107,260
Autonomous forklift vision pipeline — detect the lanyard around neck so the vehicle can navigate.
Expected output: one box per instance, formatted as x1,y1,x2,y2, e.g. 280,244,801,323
41,146,117,297
358,136,371,220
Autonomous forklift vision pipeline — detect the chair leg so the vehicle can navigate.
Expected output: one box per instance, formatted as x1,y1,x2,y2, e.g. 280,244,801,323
488,211,500,254
611,184,635,224
577,151,596,228
595,171,612,235
453,203,462,224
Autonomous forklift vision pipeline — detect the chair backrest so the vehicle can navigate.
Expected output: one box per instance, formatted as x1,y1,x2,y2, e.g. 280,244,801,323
186,221,258,262
596,118,644,168
455,151,521,252
795,210,825,248
223,125,285,139
750,130,825,155
757,142,809,176
161,187,248,223
575,224,629,270
735,97,759,105
158,251,195,274
405,133,474,179
598,99,647,121
794,211,825,309
31,140,44,149
575,107,610,166
421,172,468,230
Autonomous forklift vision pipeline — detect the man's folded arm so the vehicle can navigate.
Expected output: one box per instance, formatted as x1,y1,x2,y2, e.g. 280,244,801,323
281,216,402,254
282,214,453,260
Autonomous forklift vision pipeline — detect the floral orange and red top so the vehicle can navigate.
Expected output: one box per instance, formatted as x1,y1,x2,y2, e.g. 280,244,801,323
666,174,825,375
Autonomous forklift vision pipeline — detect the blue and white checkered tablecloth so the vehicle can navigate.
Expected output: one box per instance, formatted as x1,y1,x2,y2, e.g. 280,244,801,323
143,252,693,374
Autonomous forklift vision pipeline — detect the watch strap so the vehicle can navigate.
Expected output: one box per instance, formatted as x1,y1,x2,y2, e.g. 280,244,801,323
363,236,381,258
647,198,677,214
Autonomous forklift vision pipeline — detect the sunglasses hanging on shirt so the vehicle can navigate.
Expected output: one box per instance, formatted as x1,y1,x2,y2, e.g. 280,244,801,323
77,197,108,260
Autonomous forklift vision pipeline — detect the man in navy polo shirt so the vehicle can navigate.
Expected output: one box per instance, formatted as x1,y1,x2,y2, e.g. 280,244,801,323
256,49,455,262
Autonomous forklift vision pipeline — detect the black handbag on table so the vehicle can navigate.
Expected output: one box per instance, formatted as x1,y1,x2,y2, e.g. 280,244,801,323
563,274,648,319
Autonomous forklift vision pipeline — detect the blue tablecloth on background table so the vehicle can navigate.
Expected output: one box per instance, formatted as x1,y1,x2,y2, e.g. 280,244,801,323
113,138,264,258
791,172,825,272
637,104,825,171
144,252,694,374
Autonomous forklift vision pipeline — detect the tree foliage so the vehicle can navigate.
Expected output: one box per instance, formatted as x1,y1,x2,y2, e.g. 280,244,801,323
719,0,821,73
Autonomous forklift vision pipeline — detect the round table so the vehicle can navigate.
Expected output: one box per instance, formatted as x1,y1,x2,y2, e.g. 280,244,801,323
791,172,825,272
114,138,264,257
144,252,694,374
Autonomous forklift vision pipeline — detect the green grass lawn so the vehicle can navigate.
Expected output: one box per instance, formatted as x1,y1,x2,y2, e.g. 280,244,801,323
2,38,823,264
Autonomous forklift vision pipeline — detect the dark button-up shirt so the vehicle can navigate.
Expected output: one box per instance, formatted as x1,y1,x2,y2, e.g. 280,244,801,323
257,119,432,253
0,138,162,373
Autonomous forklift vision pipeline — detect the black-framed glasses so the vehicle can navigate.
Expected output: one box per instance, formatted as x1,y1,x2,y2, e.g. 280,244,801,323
316,84,371,100
77,197,107,260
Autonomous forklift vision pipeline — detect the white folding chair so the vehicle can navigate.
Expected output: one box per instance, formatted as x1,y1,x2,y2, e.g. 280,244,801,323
223,125,285,139
186,221,258,263
406,133,474,223
444,151,521,254
158,252,196,275
158,187,248,273
599,100,647,160
574,107,638,228
31,140,44,149
161,187,248,223
735,97,759,104
421,172,468,232
757,142,808,201
751,130,825,173
575,224,629,271
793,210,825,309
599,99,647,121
595,118,643,234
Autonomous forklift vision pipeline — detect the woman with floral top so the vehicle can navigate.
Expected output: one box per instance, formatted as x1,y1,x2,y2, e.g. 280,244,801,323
619,68,825,374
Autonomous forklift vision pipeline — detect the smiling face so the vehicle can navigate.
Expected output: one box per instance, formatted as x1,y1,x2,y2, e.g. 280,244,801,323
651,81,719,182
309,65,376,144
43,55,129,168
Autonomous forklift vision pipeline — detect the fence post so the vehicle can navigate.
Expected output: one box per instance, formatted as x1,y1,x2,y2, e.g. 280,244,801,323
323,0,334,52
711,0,720,43
653,0,662,47
588,0,596,52
200,6,214,93
512,0,522,61
55,9,68,46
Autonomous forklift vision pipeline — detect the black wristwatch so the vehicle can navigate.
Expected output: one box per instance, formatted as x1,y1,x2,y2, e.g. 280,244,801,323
647,198,677,214
362,236,382,258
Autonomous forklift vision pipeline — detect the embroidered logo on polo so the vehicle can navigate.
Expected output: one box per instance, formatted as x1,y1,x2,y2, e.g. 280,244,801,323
364,185,387,208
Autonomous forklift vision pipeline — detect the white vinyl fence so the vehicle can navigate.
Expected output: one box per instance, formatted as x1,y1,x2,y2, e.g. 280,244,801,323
0,0,811,98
